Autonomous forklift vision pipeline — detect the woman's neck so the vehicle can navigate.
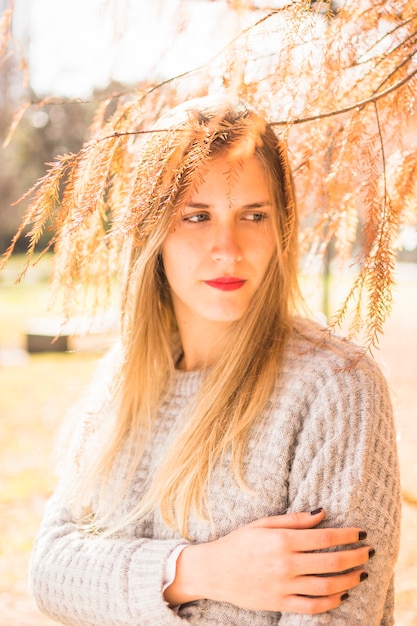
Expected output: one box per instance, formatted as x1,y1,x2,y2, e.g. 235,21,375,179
176,319,231,371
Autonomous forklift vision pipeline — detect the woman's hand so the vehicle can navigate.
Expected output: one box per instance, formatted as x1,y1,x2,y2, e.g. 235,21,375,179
164,508,372,615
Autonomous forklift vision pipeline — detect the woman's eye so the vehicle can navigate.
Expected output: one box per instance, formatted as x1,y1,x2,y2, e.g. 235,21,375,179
183,213,209,223
245,212,268,223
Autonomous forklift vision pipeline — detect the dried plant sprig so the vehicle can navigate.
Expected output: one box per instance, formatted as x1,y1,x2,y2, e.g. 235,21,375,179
0,2,13,65
0,153,78,276
2,0,417,349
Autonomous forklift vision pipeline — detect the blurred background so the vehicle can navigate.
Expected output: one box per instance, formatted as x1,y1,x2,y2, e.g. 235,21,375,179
0,1,416,624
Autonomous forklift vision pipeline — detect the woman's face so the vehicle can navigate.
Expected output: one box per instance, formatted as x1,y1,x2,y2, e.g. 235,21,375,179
161,153,276,333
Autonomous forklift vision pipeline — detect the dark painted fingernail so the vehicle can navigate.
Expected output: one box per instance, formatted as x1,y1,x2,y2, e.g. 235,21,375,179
341,593,349,601
360,572,369,582
368,548,375,559
358,530,367,541
310,507,323,515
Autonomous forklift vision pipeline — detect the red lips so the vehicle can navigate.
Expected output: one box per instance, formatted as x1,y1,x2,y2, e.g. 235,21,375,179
204,277,246,291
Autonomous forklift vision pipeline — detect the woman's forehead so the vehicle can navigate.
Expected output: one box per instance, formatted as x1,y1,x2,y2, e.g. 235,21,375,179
196,152,267,179
188,154,271,203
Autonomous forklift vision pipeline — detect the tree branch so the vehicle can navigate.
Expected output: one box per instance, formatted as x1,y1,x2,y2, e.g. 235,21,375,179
358,14,417,63
270,65,417,126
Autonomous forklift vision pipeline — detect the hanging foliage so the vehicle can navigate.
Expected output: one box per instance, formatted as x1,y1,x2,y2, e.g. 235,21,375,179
0,0,416,348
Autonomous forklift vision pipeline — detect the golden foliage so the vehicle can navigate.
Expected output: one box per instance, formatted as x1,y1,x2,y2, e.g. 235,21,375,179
1,0,417,348
2,101,31,147
0,2,13,65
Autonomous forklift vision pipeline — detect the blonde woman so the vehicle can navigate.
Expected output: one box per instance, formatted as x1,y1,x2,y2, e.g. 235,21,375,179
30,98,400,625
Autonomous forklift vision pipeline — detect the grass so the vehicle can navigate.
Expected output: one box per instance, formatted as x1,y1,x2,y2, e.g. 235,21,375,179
0,352,100,625
1,257,416,625
0,256,111,624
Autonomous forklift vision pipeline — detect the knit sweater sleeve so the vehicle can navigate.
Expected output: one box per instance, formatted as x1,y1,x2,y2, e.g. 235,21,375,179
29,346,189,626
279,351,401,626
29,493,189,626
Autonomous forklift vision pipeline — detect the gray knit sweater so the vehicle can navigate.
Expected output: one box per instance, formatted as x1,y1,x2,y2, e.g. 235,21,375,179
29,319,401,625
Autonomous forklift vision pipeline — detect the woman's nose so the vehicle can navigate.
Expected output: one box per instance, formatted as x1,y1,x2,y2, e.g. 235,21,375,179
210,224,243,263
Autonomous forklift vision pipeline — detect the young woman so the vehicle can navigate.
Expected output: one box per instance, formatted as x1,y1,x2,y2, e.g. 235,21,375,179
29,97,401,625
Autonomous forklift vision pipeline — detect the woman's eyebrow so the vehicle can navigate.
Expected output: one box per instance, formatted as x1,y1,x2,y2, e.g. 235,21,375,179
241,201,272,209
184,202,211,209
185,200,272,209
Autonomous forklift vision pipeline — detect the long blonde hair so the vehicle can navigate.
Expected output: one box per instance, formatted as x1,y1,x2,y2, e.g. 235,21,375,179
69,97,301,537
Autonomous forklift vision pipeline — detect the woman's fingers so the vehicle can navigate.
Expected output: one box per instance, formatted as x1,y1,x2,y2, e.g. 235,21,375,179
249,509,326,530
293,545,372,576
285,527,367,552
283,590,351,616
291,570,367,597
250,511,368,552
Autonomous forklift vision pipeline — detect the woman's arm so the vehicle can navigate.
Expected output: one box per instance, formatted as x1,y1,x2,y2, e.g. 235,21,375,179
164,508,371,613
278,354,401,625
29,491,189,626
30,346,188,626
165,352,400,624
